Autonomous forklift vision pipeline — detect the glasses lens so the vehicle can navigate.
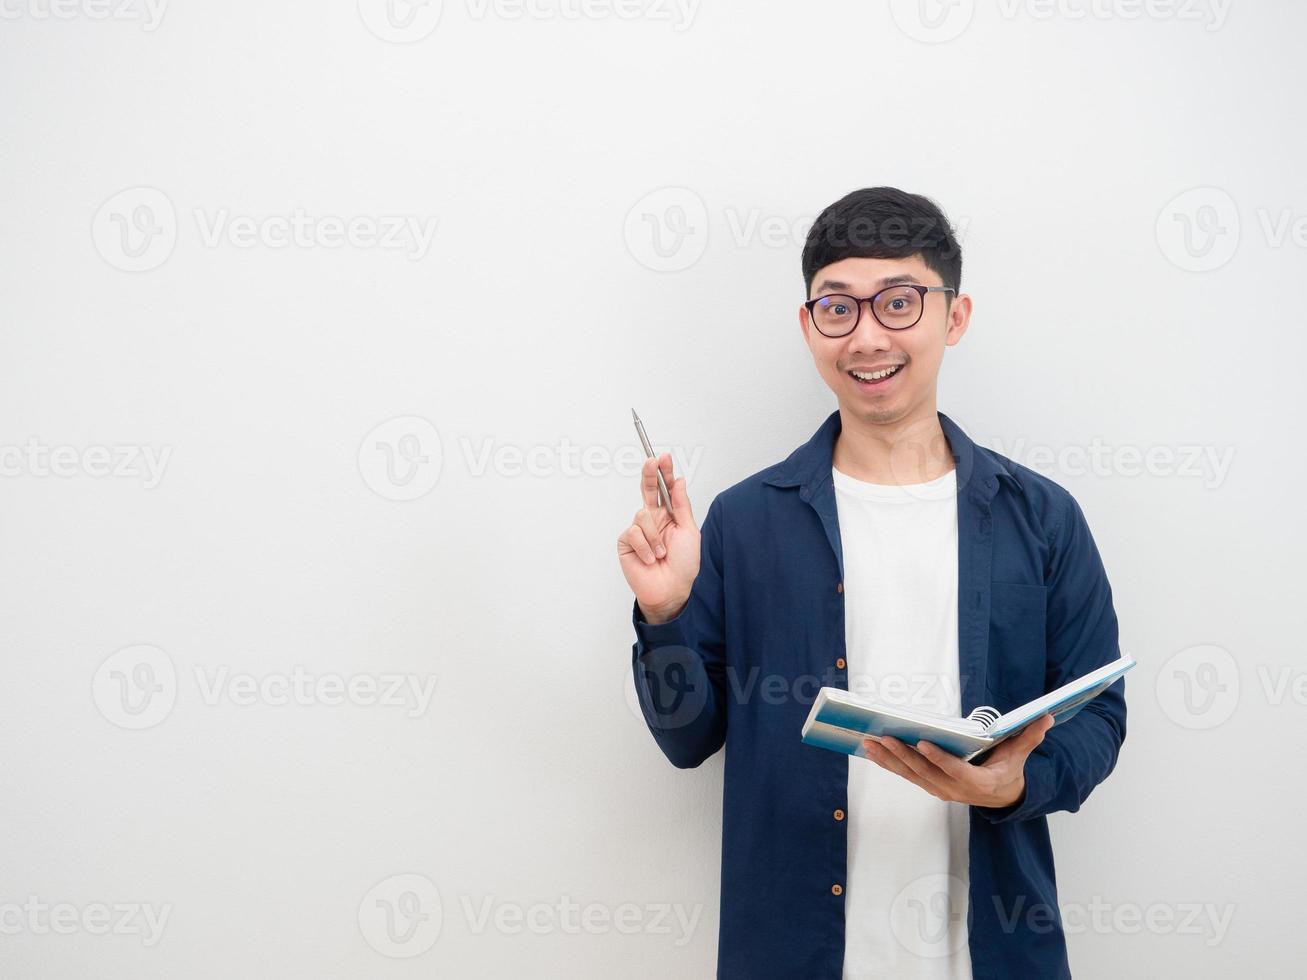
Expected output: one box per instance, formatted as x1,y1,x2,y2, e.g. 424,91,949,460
873,286,922,329
812,294,859,335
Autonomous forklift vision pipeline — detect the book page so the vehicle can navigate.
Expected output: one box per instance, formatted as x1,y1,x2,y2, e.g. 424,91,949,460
819,691,990,737
987,657,1135,738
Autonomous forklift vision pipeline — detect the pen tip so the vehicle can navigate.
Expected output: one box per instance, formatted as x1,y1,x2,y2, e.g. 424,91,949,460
630,407,639,421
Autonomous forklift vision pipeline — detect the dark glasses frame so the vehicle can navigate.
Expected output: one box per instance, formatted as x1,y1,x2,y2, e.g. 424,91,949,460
804,284,957,336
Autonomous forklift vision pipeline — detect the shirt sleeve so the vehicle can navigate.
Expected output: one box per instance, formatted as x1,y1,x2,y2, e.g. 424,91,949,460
973,492,1128,824
629,496,729,769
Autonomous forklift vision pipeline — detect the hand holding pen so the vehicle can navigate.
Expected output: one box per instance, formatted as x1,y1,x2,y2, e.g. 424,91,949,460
617,409,700,625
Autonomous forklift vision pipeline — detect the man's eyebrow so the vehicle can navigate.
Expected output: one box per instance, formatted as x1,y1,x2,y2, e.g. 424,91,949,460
812,274,922,295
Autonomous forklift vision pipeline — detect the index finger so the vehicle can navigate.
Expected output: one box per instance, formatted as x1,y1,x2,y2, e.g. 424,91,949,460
914,740,976,781
641,452,674,511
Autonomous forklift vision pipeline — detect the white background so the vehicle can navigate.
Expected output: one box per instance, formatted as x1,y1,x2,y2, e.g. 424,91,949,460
1,1,1302,976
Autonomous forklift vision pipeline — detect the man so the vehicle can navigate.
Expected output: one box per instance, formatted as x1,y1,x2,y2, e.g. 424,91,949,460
616,187,1127,979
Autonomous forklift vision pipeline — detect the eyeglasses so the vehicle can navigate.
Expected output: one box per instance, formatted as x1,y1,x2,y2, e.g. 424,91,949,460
804,284,956,337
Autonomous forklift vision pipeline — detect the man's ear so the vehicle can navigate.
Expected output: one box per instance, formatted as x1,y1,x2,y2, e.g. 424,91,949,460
798,303,811,344
944,293,972,348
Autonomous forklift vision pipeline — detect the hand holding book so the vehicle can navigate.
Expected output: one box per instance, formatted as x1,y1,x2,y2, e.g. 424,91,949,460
863,713,1056,808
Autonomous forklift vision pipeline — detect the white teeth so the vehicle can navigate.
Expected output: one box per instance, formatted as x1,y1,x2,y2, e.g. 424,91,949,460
851,365,902,381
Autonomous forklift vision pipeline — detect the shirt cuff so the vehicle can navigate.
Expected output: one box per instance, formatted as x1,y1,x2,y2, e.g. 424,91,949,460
972,747,1053,824
631,597,693,650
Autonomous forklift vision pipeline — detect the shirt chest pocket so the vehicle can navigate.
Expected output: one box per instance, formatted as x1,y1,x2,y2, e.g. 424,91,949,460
986,581,1048,706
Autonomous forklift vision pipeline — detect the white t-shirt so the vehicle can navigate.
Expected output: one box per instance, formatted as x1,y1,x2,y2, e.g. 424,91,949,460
832,463,973,980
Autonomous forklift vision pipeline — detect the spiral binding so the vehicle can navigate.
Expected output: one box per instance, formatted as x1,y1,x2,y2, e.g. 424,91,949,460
966,705,1000,731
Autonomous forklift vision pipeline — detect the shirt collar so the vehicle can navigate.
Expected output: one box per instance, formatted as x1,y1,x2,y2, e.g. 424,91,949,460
761,408,1020,499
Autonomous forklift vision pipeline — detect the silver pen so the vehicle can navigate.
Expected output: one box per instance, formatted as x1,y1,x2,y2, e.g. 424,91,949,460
631,408,674,515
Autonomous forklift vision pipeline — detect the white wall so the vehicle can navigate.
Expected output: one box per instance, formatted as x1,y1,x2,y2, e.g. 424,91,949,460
1,1,1300,976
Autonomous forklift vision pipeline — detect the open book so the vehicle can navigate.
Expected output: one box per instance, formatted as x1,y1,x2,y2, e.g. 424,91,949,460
800,655,1135,763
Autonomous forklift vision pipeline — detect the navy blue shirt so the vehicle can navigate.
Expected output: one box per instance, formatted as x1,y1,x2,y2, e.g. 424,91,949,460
630,410,1127,979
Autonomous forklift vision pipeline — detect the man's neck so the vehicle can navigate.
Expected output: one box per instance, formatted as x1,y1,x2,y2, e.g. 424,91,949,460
831,402,956,486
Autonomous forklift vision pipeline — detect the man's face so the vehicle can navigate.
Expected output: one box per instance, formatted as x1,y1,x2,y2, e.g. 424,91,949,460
799,255,971,426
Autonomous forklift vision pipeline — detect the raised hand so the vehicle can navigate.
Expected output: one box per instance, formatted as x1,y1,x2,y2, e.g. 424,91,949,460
616,452,700,624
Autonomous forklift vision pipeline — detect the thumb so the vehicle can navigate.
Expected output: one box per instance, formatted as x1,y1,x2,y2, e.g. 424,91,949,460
668,476,696,528
1012,714,1055,755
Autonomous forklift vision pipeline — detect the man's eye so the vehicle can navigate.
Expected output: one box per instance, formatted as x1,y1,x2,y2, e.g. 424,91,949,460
830,304,850,315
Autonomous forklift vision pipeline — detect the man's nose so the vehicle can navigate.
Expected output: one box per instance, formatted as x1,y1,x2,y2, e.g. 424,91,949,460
848,300,895,348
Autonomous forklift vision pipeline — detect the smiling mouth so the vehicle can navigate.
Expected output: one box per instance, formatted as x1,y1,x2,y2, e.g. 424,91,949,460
848,364,904,386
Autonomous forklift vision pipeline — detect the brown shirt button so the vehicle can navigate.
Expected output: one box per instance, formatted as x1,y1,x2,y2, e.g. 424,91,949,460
831,884,843,896
833,809,845,821
836,581,844,594
835,658,846,670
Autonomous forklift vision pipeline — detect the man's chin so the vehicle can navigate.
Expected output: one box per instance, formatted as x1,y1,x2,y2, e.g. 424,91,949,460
838,393,912,426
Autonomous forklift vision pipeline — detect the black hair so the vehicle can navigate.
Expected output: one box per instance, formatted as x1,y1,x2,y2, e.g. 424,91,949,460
801,187,962,297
